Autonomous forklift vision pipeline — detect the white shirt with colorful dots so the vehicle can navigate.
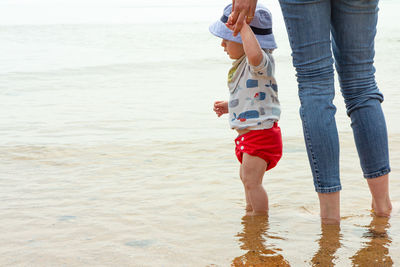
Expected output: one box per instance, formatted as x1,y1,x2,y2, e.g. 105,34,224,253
227,50,280,130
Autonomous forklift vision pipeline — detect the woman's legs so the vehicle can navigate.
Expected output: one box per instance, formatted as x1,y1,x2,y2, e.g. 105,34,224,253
240,153,269,215
279,0,341,222
331,0,391,216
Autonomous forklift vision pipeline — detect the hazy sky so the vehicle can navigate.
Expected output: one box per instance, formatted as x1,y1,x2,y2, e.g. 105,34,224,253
0,0,282,25
0,1,395,33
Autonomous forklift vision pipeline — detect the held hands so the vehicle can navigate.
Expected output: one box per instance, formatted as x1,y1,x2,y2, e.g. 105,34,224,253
227,12,262,67
225,16,235,31
225,14,251,34
230,0,258,36
213,101,229,117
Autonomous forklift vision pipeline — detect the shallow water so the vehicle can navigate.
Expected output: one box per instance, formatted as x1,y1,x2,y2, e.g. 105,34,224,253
0,0,399,266
1,135,399,266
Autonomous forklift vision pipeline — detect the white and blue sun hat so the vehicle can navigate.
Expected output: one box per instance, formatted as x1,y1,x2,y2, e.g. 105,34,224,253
209,3,277,49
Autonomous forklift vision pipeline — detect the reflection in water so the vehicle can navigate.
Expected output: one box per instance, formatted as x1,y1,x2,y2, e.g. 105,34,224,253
311,224,342,266
350,216,393,267
232,216,290,266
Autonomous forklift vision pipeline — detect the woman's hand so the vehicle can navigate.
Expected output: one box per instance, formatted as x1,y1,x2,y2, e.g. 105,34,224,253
230,0,258,36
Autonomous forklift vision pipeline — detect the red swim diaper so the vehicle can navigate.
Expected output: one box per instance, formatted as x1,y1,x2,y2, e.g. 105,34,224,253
234,123,282,171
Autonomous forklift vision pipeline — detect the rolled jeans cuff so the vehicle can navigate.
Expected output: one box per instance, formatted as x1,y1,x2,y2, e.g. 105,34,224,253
364,167,391,179
315,185,342,194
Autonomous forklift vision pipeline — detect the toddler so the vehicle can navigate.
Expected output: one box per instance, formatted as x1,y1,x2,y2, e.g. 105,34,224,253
210,3,282,216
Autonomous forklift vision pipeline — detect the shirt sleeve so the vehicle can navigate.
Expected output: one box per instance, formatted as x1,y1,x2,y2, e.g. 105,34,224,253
247,51,274,78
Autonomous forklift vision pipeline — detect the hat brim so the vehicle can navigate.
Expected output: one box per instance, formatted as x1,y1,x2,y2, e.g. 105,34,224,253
209,20,277,50
209,20,243,44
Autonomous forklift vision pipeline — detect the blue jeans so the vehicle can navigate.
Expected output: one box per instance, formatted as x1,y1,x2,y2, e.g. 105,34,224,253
279,0,390,193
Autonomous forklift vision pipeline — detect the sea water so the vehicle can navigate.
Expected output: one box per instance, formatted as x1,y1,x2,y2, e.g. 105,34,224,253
0,0,399,266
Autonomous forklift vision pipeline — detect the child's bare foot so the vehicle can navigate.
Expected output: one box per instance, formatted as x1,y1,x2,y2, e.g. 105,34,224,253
246,210,253,216
321,217,341,225
244,205,268,216
246,210,269,216
245,205,253,216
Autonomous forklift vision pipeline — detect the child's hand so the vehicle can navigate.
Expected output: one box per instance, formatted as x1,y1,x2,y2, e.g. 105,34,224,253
226,14,245,31
226,14,249,32
213,101,229,117
225,22,234,31
225,15,235,31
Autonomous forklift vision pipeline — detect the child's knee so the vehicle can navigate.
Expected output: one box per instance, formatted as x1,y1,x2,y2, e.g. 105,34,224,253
240,155,267,188
242,175,261,190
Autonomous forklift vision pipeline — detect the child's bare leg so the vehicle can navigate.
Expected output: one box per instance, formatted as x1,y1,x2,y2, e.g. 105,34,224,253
240,165,253,213
241,153,268,215
367,174,392,217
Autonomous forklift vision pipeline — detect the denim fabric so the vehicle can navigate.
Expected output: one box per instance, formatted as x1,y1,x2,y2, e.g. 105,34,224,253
279,0,390,193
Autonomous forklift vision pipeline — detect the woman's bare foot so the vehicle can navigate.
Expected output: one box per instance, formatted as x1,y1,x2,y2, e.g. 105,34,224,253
368,174,391,217
371,197,392,217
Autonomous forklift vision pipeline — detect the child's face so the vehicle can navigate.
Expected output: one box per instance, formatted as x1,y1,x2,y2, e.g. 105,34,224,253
221,39,244,60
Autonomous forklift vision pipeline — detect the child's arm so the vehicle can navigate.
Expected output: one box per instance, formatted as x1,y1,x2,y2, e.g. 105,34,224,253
226,19,263,66
239,24,263,66
213,101,228,117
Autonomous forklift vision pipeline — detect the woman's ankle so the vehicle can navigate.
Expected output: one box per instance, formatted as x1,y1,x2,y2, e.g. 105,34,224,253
368,174,391,217
318,191,340,222
372,197,392,217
